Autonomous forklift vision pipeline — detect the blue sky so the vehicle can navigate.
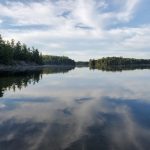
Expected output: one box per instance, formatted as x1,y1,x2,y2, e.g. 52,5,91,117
0,0,150,60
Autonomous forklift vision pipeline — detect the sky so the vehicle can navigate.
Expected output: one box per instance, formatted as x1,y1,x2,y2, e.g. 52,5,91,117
0,0,150,61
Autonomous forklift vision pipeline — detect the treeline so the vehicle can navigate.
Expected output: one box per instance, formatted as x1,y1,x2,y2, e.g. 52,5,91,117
42,55,75,66
89,57,150,68
0,35,43,65
76,61,89,67
0,35,75,66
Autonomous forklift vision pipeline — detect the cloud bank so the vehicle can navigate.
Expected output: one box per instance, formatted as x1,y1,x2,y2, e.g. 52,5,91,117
0,0,150,60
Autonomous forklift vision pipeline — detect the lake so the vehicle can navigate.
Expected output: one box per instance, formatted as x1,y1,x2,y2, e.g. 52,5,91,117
0,66,150,150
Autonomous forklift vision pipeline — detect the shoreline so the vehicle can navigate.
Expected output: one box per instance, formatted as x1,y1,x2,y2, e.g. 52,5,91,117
0,64,75,72
1,64,150,72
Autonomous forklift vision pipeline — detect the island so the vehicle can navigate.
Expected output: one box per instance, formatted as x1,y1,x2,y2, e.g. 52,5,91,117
89,57,150,71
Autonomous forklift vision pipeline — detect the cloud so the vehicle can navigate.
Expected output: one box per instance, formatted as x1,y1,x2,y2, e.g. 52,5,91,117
111,0,140,22
0,0,149,60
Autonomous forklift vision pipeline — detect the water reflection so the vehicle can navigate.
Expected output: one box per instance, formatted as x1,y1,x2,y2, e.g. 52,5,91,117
0,67,150,150
0,66,74,97
90,65,150,72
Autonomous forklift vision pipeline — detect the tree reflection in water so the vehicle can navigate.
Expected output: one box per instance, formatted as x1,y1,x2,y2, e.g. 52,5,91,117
0,66,75,97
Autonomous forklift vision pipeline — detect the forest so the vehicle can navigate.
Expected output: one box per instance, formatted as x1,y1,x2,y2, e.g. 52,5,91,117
42,55,75,66
0,35,43,65
89,57,150,68
0,35,75,66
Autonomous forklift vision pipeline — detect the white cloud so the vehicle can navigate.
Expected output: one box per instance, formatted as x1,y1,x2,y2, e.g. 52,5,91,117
0,0,149,60
117,0,140,22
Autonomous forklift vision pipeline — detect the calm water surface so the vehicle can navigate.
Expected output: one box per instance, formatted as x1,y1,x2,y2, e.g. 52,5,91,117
0,67,150,150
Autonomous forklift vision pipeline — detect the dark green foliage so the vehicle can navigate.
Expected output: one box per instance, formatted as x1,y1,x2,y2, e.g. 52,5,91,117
89,59,95,67
42,55,75,66
0,35,43,65
0,35,75,66
89,57,150,69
